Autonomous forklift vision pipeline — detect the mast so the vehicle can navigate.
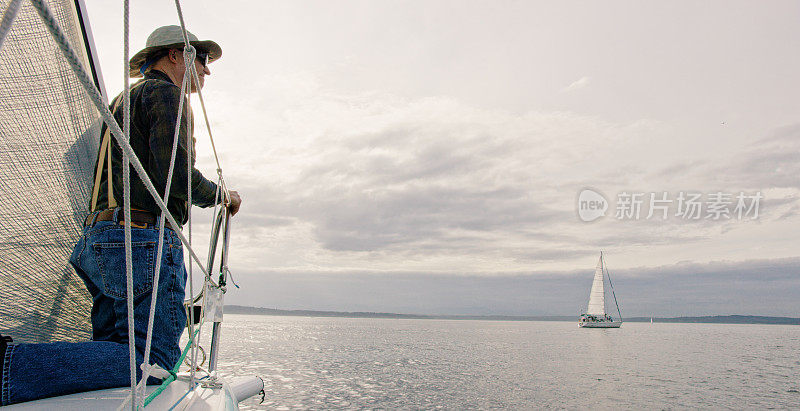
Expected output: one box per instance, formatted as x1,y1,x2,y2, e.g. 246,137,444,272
603,253,623,321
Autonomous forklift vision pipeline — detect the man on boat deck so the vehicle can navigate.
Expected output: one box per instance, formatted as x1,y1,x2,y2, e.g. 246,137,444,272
0,26,241,406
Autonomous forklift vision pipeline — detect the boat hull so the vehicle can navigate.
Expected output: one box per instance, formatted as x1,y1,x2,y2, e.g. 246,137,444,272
579,321,622,328
4,374,263,410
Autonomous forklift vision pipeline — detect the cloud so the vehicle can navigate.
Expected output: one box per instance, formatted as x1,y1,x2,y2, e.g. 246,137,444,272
561,76,591,92
217,93,691,270
723,124,800,191
193,75,798,288
646,123,800,193
640,123,800,225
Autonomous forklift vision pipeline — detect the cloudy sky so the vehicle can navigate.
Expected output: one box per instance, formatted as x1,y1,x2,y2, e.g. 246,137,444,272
83,0,800,317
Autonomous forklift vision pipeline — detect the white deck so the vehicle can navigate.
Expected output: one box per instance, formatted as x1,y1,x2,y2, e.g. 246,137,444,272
4,374,262,410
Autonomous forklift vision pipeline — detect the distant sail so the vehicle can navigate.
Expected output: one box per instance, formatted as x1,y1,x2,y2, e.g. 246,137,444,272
0,0,105,343
580,252,622,328
586,255,605,315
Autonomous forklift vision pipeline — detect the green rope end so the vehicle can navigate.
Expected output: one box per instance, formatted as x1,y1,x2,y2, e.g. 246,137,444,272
142,329,199,407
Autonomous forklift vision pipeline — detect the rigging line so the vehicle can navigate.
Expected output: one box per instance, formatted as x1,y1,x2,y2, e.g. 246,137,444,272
158,0,229,212
172,0,228,200
122,1,137,409
188,56,226,182
138,48,196,401
172,0,191,47
225,267,240,289
182,48,229,385
30,0,211,278
181,48,198,387
209,176,222,245
0,0,22,51
603,256,623,321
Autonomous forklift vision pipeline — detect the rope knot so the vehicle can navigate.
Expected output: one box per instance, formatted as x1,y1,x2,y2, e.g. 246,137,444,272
182,44,196,64
140,362,173,380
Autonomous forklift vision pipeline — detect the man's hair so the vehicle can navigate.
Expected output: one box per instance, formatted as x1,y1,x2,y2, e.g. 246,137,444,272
140,48,173,75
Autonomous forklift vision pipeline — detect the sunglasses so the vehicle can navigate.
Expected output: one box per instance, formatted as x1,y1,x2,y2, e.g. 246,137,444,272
160,49,209,67
194,51,209,67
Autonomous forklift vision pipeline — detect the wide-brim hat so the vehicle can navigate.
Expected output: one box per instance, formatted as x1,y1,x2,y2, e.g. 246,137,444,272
129,25,222,78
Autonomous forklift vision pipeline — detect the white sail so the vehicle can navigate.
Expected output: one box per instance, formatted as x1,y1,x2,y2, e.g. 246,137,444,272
586,255,605,315
0,0,104,343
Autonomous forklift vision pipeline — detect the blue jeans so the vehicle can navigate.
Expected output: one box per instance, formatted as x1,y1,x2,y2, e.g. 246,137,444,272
1,214,187,405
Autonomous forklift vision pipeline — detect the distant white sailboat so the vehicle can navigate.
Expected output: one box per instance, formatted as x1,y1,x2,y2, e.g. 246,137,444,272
579,252,623,328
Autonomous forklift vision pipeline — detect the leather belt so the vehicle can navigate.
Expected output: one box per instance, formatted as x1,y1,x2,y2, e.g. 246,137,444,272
86,208,177,232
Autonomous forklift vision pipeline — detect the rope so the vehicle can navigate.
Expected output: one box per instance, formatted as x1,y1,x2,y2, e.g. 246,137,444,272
603,257,624,321
0,0,22,51
29,0,212,281
225,266,240,289
169,0,232,383
183,44,197,386
169,16,231,384
121,1,137,409
173,0,229,203
137,45,195,404
187,51,226,195
172,0,191,47
169,0,201,386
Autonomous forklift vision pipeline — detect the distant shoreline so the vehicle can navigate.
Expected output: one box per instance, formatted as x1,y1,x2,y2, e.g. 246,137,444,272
224,305,800,325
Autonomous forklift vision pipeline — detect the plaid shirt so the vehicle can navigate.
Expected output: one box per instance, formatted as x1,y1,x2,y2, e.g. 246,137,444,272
92,69,219,225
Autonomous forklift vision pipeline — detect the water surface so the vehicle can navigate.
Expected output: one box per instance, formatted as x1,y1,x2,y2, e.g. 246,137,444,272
211,314,800,409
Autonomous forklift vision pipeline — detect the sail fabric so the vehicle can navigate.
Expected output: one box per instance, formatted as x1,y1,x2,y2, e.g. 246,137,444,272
0,0,101,343
586,256,605,315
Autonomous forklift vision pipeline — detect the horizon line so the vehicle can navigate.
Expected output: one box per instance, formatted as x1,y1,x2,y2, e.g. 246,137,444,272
224,305,800,325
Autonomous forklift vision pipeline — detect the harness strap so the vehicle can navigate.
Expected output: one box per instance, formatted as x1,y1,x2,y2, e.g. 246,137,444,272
106,125,116,208
90,82,143,211
89,130,110,211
